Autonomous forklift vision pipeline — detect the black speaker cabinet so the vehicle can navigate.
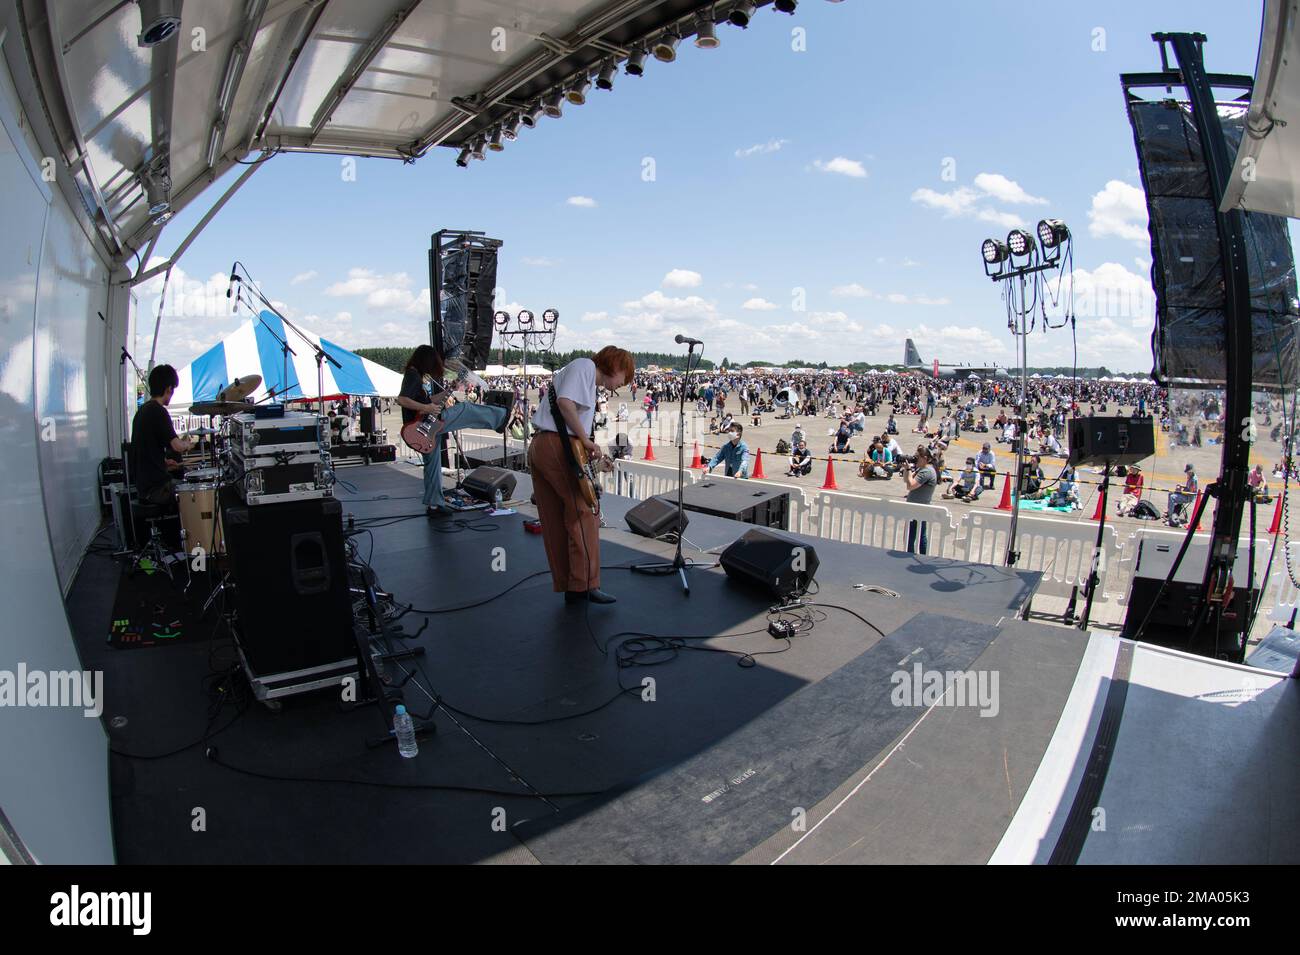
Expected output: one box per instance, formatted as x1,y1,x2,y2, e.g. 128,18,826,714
221,493,355,677
359,405,377,434
461,465,517,502
625,496,689,538
719,528,819,599
1068,416,1155,467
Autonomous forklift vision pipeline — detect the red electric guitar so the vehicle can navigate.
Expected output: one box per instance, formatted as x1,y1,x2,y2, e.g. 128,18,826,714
398,359,485,455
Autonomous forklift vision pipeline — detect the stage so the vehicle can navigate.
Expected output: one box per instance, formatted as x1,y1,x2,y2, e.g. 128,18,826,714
66,462,1298,864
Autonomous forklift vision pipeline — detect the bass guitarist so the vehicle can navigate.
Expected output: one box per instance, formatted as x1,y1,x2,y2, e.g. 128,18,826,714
529,346,634,604
397,344,507,518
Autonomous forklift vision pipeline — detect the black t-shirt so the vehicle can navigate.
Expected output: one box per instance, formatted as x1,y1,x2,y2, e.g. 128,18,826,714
130,400,177,495
399,368,432,426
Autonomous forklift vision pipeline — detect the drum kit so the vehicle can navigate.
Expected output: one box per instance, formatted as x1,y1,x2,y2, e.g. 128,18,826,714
173,375,260,606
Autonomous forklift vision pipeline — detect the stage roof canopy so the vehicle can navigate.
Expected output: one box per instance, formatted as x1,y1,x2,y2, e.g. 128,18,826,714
14,0,792,271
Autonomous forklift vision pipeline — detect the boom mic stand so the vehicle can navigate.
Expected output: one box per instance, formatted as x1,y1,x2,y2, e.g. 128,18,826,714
629,339,702,595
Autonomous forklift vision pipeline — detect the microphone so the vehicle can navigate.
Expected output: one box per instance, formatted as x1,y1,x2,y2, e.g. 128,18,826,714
674,334,702,346
226,267,239,299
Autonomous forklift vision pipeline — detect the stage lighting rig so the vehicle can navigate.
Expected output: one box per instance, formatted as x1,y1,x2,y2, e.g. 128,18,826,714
977,217,1073,570
695,16,721,48
596,60,617,90
626,47,648,75
653,31,681,62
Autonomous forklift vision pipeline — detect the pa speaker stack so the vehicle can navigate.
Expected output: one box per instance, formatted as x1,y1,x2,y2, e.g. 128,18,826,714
719,528,819,600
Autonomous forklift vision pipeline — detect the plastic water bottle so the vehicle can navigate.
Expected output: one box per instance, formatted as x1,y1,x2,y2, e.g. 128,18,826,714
493,488,503,511
393,704,418,758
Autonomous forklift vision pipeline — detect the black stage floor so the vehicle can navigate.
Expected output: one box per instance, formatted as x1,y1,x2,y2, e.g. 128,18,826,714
69,462,1092,864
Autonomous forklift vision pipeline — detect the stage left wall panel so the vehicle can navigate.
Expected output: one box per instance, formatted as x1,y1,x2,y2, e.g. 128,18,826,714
0,48,114,862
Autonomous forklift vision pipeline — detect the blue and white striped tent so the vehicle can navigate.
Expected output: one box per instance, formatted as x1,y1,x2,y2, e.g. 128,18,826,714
171,311,404,408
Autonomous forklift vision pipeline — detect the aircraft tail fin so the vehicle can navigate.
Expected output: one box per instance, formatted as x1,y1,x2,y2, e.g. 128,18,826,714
904,338,923,367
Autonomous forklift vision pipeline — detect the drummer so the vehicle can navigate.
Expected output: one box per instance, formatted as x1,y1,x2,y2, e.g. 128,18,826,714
130,364,194,505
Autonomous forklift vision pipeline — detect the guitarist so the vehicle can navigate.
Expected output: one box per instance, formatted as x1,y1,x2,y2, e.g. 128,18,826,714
529,346,634,604
397,344,507,517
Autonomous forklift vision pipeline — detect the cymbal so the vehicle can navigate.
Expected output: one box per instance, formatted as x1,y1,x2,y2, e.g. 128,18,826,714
217,374,261,402
188,426,220,436
191,400,251,416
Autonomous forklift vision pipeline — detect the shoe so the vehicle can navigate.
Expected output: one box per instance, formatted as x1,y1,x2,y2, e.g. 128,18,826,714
426,505,453,518
565,588,617,604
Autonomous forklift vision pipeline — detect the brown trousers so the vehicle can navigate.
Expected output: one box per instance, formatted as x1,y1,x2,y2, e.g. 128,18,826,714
528,431,601,592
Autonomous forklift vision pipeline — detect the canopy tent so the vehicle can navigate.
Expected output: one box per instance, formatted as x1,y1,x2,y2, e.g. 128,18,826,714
483,363,553,377
171,311,404,408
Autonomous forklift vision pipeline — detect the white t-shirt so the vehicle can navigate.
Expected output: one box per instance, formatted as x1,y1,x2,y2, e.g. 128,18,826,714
533,358,597,435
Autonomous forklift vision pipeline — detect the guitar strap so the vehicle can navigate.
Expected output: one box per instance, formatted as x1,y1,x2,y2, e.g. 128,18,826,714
548,379,585,477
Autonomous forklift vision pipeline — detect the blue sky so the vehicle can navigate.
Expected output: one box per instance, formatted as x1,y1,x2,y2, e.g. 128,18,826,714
139,0,1268,373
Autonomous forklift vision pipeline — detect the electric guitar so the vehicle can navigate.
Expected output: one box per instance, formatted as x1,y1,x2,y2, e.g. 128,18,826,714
569,436,610,514
399,359,485,455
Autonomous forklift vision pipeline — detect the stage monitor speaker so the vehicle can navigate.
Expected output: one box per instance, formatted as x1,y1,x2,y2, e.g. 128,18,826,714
1068,415,1155,467
359,405,377,434
625,496,689,539
221,493,355,677
719,528,819,600
461,465,516,502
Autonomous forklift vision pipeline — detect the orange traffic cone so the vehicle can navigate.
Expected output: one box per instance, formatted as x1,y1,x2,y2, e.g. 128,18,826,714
996,473,1013,511
690,442,704,469
1191,489,1203,531
821,458,839,490
752,448,766,479
1268,495,1283,535
643,435,655,461
1090,490,1105,521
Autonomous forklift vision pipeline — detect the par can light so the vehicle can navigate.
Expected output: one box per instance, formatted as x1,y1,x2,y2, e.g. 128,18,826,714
981,238,1009,265
1006,228,1033,257
1037,218,1069,249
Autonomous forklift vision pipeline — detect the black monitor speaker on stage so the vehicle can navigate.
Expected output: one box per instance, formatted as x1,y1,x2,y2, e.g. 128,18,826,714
719,528,819,600
625,495,688,539
1068,416,1155,468
461,465,516,503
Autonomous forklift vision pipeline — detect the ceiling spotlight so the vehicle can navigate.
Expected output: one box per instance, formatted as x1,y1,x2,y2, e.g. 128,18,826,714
520,102,543,128
1006,228,1034,257
501,114,521,141
542,308,559,328
695,16,720,48
774,0,798,12
652,31,680,62
487,128,505,152
596,60,617,91
626,47,648,76
1037,218,1070,249
542,90,564,118
455,147,471,167
151,210,174,226
141,157,171,215
517,309,534,328
136,0,181,47
981,238,1009,265
729,2,757,27
470,137,486,161
566,76,592,106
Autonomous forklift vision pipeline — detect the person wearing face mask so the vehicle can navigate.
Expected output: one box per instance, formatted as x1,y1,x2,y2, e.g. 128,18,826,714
707,424,751,479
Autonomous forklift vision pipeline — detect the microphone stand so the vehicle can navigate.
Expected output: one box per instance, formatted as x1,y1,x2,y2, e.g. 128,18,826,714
252,307,296,403
119,345,146,445
629,340,701,595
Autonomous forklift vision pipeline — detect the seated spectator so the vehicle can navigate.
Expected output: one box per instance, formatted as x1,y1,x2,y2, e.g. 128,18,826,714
786,440,813,477
943,457,982,501
829,423,853,454
859,441,891,479
1123,463,1144,499
1021,455,1045,497
886,414,899,434
1039,431,1063,456
975,442,997,489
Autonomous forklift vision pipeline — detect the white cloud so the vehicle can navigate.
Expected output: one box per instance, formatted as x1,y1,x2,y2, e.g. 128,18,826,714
813,157,868,178
567,195,597,208
290,270,318,285
742,297,779,311
912,186,980,216
581,311,609,323
736,138,789,158
972,172,1047,205
324,268,428,315
831,283,871,298
976,207,1025,229
830,283,949,306
522,256,559,267
1088,179,1148,243
663,269,703,289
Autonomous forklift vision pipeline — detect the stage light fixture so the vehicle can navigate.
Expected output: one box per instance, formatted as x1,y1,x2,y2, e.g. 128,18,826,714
455,147,471,167
487,128,505,152
501,114,521,141
566,76,592,105
653,31,680,62
543,90,564,118
470,137,487,161
136,0,181,47
518,309,535,328
542,308,559,328
626,47,648,75
695,16,720,48
493,310,511,328
141,157,171,215
1006,228,1033,257
981,238,1009,265
729,2,757,26
774,0,798,12
520,102,543,127
596,60,617,90
1037,218,1069,249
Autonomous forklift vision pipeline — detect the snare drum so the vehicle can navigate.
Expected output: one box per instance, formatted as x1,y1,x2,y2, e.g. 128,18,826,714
175,482,224,555
184,466,220,483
